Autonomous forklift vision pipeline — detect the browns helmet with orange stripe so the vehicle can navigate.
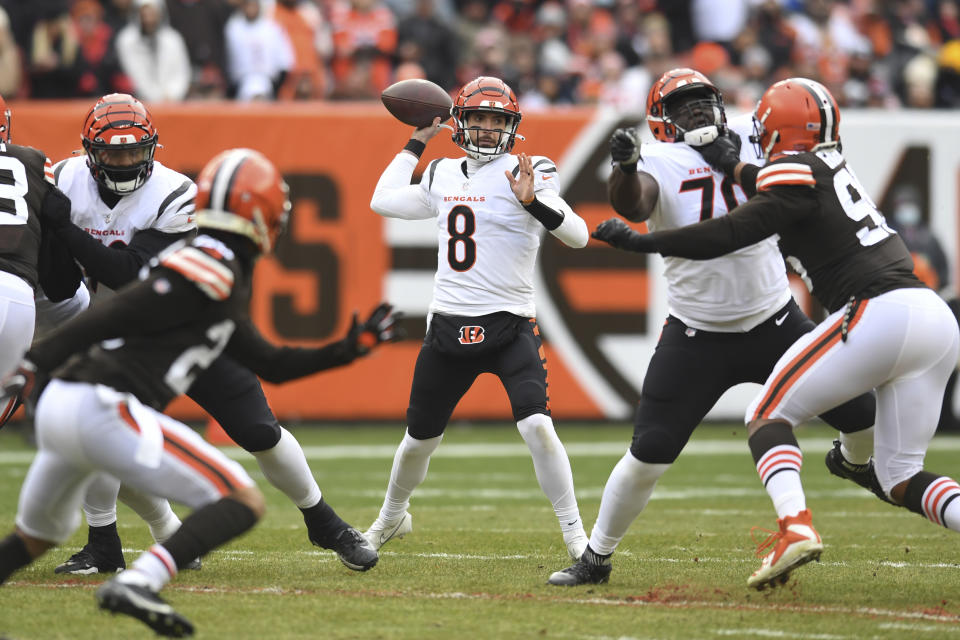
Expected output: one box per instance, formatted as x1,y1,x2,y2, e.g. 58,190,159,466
646,68,726,146
750,78,841,161
0,94,10,143
81,93,159,194
194,148,291,254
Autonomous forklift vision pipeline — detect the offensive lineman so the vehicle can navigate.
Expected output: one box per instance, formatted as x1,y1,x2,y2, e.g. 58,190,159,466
43,93,378,575
591,77,960,589
548,69,876,589
0,148,400,637
364,76,591,561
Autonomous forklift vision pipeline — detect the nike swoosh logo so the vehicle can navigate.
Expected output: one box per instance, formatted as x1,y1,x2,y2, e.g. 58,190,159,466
379,520,405,545
775,311,789,326
543,175,553,180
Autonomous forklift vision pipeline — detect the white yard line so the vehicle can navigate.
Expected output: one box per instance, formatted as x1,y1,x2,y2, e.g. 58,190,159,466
2,436,959,465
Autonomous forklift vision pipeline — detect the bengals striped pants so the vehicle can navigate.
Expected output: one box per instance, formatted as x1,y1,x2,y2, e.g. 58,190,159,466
747,287,960,493
15,380,254,544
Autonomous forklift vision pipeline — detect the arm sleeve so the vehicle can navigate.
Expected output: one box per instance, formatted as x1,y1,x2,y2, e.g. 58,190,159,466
535,189,588,248
28,271,211,373
644,190,811,259
739,163,760,198
224,317,358,383
58,225,195,289
369,152,435,220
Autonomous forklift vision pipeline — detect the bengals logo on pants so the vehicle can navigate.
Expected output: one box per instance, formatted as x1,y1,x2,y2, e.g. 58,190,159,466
459,326,485,344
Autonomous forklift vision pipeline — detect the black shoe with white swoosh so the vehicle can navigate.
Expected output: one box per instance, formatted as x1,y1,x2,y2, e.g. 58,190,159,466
95,579,194,637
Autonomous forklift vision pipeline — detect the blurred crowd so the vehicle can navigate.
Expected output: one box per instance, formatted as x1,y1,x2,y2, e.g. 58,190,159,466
1,0,959,111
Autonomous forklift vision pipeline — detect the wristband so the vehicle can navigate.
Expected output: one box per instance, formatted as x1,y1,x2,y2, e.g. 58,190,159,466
403,139,426,158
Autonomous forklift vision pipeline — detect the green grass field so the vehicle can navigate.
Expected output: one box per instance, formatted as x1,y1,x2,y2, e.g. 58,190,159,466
1,421,959,640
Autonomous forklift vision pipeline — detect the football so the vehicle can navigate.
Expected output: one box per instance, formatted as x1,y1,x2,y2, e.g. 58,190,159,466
380,79,453,129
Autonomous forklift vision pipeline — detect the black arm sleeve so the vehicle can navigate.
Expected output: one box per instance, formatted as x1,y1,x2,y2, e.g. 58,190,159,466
28,271,211,373
57,225,195,289
739,164,760,198
37,223,82,302
225,317,359,383
646,189,811,260
522,197,564,231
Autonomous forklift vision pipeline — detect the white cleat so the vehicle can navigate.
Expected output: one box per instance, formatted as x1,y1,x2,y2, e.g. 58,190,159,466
363,512,413,551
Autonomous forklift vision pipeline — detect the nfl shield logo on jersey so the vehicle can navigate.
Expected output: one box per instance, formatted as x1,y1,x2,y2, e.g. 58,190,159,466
458,326,485,344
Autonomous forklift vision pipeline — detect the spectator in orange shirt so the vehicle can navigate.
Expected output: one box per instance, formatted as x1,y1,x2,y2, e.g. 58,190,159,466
329,0,396,98
272,0,331,100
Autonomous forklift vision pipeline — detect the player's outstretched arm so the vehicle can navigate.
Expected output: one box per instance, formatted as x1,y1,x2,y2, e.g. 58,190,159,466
228,303,405,383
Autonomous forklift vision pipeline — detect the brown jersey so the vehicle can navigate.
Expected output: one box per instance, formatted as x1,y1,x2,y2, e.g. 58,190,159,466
0,142,54,288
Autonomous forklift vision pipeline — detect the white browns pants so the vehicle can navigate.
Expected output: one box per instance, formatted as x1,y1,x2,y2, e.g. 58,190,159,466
747,288,960,493
0,272,36,423
16,379,254,544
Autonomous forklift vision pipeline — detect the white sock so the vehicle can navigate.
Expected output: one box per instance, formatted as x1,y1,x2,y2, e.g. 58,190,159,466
516,414,583,537
766,472,806,519
839,427,874,465
118,485,182,543
590,453,669,556
253,427,322,509
82,473,120,527
118,545,176,592
378,430,442,522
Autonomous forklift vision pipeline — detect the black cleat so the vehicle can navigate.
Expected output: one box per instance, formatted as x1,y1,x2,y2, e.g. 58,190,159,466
327,527,378,572
824,439,895,505
96,579,194,638
182,557,202,571
55,543,125,575
547,546,612,586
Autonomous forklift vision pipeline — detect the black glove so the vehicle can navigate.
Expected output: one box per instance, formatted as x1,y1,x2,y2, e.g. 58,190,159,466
697,129,742,178
346,302,405,357
609,127,641,173
40,186,73,232
591,218,653,253
0,359,46,429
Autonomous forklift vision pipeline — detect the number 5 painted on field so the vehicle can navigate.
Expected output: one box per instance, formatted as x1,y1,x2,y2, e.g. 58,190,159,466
0,154,29,225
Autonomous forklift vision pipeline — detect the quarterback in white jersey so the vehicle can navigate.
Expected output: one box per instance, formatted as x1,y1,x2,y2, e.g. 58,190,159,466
549,68,876,587
364,76,591,561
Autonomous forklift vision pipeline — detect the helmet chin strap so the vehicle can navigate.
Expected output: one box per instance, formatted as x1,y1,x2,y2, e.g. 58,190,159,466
682,125,719,147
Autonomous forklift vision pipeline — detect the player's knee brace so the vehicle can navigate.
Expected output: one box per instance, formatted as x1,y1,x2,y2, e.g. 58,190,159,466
629,425,683,464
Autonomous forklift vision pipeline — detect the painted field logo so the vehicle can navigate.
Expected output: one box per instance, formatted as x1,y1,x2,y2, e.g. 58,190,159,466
459,326,485,344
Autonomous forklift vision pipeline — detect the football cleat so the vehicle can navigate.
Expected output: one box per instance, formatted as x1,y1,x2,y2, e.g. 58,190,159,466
824,439,895,505
362,512,413,551
54,543,125,575
547,546,612,586
182,557,202,571
330,527,378,572
96,579,194,638
747,509,823,590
